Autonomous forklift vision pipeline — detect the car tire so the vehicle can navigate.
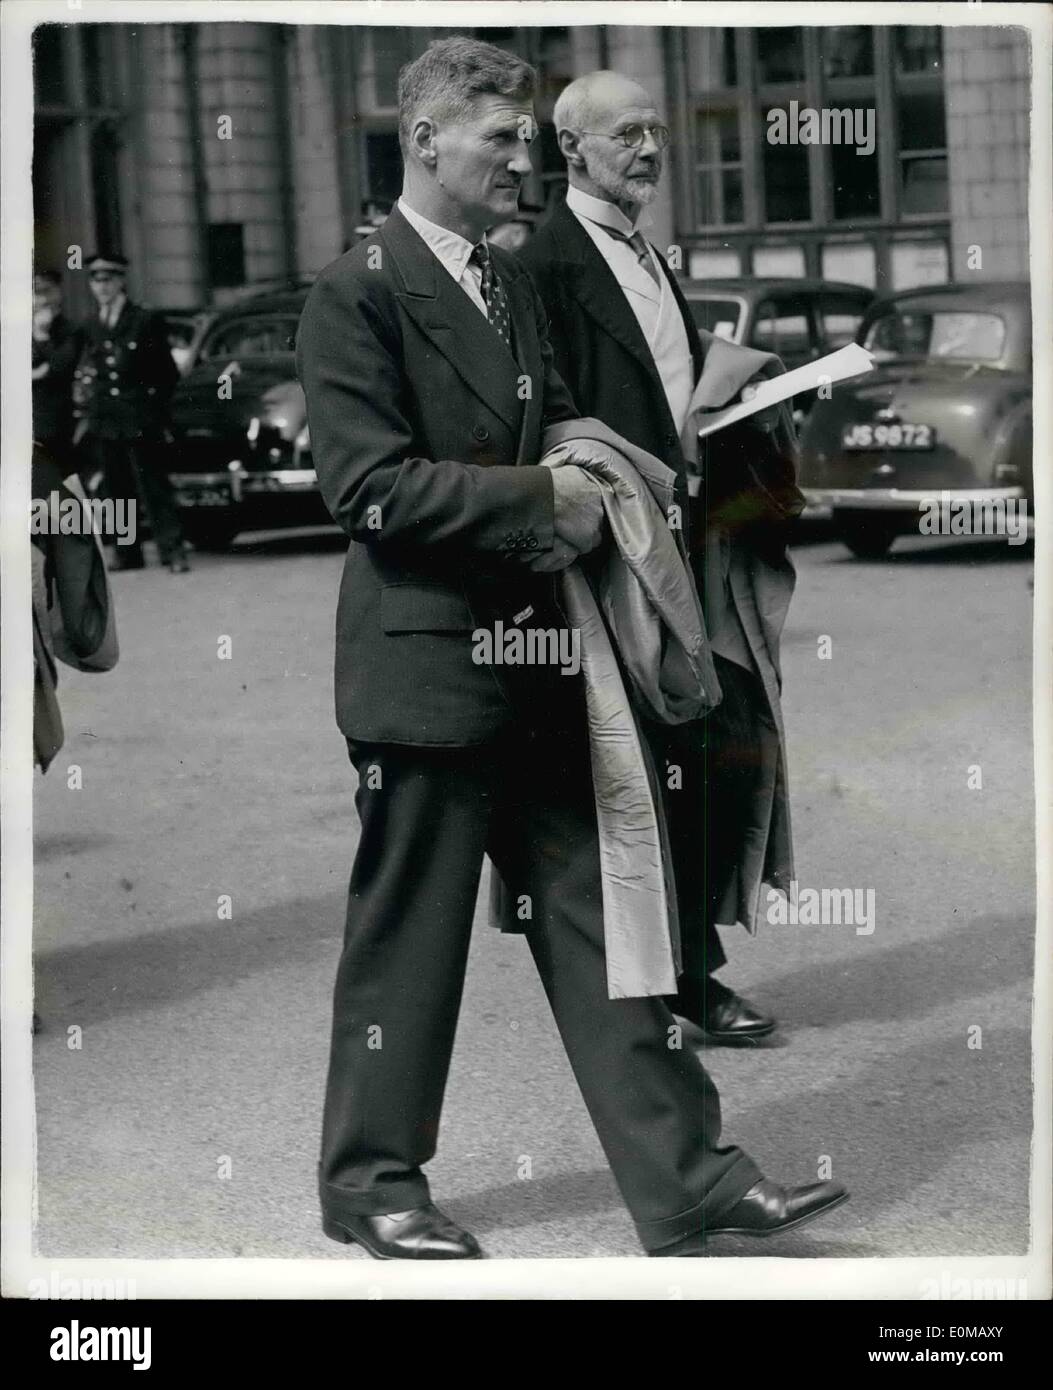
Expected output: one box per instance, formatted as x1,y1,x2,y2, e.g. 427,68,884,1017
837,514,898,559
182,515,239,551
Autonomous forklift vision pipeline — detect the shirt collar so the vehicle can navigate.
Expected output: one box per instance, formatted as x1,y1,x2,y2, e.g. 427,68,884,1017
398,197,483,282
102,293,126,327
566,185,639,236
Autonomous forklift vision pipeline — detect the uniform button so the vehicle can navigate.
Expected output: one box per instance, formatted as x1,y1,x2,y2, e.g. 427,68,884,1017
504,532,516,546
128,341,137,350
105,356,116,365
472,424,490,442
104,340,113,348
526,535,539,550
110,388,120,396
109,372,118,379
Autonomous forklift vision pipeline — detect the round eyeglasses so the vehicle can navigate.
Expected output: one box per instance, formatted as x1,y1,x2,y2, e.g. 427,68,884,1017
579,123,670,150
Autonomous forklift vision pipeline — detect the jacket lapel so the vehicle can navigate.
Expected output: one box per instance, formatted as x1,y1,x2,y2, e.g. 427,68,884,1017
551,205,663,382
383,207,522,436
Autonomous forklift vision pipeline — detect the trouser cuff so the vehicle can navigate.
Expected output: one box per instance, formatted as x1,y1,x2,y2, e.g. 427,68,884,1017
319,1174,431,1219
634,1152,763,1252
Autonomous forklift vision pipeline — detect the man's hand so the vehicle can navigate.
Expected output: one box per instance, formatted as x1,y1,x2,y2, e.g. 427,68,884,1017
550,465,604,555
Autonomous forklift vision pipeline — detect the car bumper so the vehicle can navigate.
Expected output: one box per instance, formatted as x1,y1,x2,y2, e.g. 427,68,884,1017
801,485,1027,512
170,468,319,505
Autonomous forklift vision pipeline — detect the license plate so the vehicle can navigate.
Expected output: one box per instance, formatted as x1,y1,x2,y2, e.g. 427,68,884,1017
176,487,230,507
841,422,935,450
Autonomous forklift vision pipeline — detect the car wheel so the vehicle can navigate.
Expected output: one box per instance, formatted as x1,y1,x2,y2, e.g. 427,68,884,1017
837,514,898,559
182,514,239,551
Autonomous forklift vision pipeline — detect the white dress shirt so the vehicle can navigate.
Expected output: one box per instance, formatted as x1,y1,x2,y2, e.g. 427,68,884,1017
565,186,694,440
397,197,490,321
99,292,126,329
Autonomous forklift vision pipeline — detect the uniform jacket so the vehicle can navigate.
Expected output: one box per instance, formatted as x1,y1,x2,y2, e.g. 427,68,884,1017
520,199,799,930
295,204,580,746
73,300,178,442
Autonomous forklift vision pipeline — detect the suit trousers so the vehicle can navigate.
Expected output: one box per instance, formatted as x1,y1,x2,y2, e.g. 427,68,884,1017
318,678,761,1251
80,436,186,563
655,655,777,1023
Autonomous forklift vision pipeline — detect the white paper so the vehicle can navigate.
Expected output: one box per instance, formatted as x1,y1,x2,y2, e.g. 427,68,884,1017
693,343,877,438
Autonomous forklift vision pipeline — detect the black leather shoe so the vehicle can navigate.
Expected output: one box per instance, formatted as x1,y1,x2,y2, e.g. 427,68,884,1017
322,1203,483,1260
651,1179,848,1255
700,982,776,1044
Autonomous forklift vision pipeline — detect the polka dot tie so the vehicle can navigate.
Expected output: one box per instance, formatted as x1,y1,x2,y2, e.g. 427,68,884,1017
470,243,513,350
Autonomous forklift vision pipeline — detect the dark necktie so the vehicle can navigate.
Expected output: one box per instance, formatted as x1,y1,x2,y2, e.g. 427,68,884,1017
601,225,660,287
469,243,512,349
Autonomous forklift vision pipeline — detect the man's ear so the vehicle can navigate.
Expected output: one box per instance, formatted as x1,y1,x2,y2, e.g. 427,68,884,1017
409,116,439,167
558,128,585,169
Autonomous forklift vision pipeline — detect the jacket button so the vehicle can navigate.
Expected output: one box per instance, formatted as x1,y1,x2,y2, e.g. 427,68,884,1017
472,424,490,442
526,535,539,550
110,388,120,396
504,532,516,546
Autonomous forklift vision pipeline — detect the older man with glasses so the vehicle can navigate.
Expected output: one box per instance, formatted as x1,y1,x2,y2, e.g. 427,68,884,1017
520,70,806,1057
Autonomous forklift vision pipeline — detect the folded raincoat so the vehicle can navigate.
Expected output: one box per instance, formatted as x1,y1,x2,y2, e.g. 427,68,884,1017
491,418,719,1000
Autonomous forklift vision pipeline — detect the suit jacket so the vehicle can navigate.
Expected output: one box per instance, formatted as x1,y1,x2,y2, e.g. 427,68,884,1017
33,314,80,447
295,204,579,746
73,300,178,442
518,201,801,540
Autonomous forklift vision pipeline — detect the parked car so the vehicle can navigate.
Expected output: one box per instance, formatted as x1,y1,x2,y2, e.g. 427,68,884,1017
798,281,1032,557
681,277,874,417
165,289,330,549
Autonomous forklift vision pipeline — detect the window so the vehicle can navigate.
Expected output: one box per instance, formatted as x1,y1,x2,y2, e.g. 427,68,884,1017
823,27,874,79
207,224,246,290
757,28,805,83
696,108,744,225
750,298,816,363
816,293,871,349
363,30,415,110
688,296,747,342
761,107,811,221
897,89,948,216
831,138,880,221
895,26,943,75
895,29,948,218
864,309,1005,363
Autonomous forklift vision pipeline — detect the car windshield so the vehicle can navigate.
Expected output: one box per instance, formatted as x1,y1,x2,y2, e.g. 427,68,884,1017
689,297,743,341
863,309,1007,363
199,315,299,361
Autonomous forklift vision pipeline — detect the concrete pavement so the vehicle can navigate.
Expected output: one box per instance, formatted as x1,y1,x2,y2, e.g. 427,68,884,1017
29,526,1035,1264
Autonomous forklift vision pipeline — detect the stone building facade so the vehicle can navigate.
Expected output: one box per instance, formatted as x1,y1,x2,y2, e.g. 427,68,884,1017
31,20,1032,314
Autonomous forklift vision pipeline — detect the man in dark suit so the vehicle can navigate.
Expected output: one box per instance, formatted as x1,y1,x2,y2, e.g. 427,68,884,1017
73,253,189,573
520,70,797,1050
297,36,846,1259
32,270,80,463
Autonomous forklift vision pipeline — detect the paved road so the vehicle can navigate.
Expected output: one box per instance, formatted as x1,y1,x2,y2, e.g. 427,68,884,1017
30,525,1035,1266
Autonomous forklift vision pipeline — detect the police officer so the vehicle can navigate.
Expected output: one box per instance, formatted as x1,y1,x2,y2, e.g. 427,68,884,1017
73,253,190,573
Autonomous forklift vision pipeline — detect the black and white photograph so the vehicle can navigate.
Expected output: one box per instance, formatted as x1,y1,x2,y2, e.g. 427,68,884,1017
2,0,1050,1331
